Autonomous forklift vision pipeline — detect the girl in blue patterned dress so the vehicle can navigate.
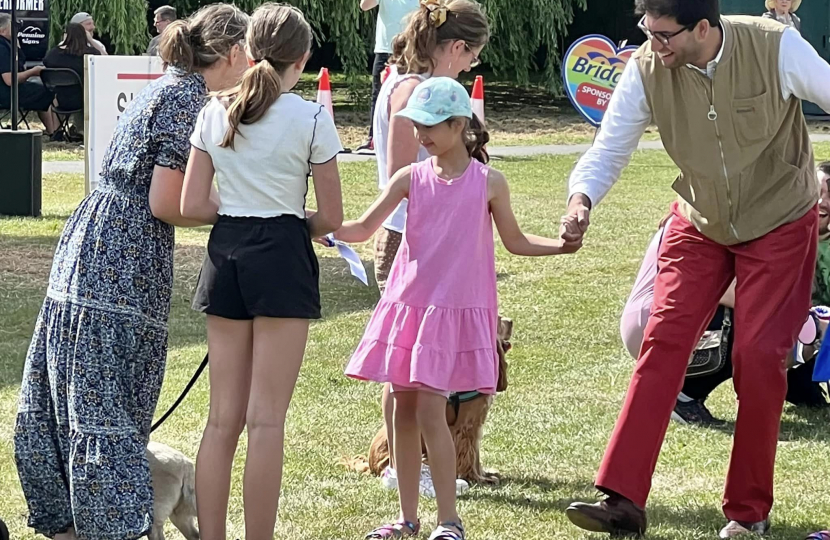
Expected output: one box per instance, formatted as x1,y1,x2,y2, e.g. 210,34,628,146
13,5,249,540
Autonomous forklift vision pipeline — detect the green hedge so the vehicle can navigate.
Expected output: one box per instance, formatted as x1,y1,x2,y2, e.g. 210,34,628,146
50,0,587,91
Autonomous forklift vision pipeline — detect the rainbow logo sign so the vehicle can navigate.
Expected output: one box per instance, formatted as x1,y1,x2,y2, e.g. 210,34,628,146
562,35,637,127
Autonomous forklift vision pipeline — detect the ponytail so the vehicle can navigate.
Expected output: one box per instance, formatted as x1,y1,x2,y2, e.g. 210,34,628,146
220,60,282,149
218,3,312,150
159,20,194,71
158,4,248,73
391,0,489,75
392,8,439,74
465,113,489,164
217,3,312,149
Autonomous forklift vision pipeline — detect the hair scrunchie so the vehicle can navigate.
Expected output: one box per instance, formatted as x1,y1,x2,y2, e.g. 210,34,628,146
420,0,448,27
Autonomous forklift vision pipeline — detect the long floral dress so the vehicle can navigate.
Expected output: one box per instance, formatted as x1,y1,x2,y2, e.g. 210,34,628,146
14,67,206,540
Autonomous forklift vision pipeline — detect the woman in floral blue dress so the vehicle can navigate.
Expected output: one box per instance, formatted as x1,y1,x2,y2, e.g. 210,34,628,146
13,5,249,539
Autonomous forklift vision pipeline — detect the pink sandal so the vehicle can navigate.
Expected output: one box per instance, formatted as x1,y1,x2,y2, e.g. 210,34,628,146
365,519,420,539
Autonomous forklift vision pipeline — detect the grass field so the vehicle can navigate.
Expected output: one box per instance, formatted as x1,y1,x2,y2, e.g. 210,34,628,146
2,148,830,539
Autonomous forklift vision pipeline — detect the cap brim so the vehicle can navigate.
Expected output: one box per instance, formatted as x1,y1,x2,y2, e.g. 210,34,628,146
395,108,451,127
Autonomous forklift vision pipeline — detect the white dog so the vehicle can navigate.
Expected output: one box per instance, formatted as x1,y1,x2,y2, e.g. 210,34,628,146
147,441,199,540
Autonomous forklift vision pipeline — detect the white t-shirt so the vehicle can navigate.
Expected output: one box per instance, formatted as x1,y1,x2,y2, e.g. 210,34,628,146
375,0,419,54
373,65,430,232
191,93,343,219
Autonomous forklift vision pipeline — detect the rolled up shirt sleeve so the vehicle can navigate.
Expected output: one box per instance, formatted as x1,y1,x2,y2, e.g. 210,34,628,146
779,27,830,112
567,58,652,207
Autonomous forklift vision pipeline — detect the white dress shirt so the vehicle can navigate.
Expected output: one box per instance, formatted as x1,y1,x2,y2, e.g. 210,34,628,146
568,26,830,207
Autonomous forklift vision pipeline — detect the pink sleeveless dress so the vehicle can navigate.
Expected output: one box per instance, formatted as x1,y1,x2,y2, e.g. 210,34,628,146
345,158,499,394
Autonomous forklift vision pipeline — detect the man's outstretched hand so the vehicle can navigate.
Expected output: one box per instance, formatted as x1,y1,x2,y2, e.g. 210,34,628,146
560,193,591,246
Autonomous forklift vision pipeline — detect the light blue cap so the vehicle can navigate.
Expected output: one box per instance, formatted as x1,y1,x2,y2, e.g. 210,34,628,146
395,77,473,126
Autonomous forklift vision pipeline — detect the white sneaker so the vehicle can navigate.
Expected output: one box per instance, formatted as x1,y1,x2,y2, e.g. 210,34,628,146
418,465,471,498
383,464,468,498
380,466,398,490
419,464,436,498
456,477,470,496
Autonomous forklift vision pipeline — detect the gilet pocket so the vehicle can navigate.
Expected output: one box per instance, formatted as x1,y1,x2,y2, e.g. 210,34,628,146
731,92,770,146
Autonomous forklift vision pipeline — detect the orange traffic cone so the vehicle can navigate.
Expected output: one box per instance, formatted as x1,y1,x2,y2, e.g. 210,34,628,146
317,67,350,153
471,75,485,125
317,67,334,120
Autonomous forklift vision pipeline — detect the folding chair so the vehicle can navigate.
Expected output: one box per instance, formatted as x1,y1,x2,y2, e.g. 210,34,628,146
0,107,31,129
40,68,83,137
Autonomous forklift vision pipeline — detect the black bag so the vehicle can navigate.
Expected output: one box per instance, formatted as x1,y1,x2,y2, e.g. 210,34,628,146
687,307,732,378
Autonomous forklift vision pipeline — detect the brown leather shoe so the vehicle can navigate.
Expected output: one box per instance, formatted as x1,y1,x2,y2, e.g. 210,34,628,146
566,495,647,537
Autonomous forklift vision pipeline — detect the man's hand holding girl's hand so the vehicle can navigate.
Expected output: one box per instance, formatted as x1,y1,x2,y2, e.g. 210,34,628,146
559,193,591,247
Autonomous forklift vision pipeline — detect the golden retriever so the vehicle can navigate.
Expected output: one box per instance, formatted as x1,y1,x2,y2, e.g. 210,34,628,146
346,317,513,485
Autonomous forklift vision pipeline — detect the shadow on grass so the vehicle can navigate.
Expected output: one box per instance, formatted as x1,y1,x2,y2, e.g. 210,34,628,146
778,407,830,443
646,502,824,540
469,474,823,539
464,474,595,512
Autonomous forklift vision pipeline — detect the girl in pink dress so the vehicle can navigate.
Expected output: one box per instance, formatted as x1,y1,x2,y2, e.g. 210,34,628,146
330,77,580,540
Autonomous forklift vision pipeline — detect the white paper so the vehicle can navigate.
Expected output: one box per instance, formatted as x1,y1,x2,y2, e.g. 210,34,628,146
328,236,368,286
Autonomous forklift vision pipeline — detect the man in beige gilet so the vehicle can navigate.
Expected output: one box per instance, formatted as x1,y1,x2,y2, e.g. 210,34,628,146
560,0,830,537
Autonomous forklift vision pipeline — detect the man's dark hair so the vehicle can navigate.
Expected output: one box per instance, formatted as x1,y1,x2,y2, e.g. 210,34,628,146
818,161,830,177
635,0,719,28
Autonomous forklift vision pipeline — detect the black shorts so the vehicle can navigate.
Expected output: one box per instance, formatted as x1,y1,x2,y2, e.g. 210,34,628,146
192,215,321,320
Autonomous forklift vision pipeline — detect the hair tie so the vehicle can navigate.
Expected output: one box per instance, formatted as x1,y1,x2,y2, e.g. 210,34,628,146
420,0,448,27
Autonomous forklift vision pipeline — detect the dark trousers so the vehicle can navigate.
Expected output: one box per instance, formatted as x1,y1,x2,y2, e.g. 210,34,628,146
369,52,390,139
682,306,828,407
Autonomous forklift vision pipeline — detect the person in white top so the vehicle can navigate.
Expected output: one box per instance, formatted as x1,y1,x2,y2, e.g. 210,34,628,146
180,5,343,539
69,12,108,55
357,0,419,153
363,0,489,500
561,0,830,538
761,0,801,33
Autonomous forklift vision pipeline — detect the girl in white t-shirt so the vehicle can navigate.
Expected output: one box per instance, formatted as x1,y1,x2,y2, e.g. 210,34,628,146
180,5,343,538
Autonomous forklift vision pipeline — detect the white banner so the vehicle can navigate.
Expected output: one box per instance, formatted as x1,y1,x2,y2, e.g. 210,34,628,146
85,55,164,194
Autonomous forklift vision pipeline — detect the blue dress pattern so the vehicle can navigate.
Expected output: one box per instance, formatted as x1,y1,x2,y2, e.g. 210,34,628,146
14,68,206,540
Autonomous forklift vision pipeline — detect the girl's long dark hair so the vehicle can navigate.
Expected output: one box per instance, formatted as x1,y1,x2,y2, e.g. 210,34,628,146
464,113,489,163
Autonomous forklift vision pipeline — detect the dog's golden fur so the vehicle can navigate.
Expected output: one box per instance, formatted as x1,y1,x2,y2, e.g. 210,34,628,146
147,441,199,540
344,317,513,485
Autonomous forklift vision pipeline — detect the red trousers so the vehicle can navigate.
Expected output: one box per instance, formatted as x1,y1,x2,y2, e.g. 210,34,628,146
597,203,818,522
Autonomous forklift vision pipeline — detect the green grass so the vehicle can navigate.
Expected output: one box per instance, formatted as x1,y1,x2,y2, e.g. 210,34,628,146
3,148,830,539
41,143,84,161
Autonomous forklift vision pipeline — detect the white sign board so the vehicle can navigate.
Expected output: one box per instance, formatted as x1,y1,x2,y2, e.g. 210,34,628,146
85,55,164,194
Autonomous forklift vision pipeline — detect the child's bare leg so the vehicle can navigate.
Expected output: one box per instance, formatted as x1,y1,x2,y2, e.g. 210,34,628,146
243,317,309,540
392,391,421,523
417,391,460,526
382,383,395,468
196,316,253,540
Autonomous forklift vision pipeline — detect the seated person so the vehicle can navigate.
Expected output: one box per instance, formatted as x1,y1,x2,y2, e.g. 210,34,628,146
44,22,100,136
69,12,108,56
0,13,58,136
621,167,830,424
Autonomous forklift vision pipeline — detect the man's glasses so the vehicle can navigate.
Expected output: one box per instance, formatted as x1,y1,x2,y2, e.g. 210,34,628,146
638,15,695,47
